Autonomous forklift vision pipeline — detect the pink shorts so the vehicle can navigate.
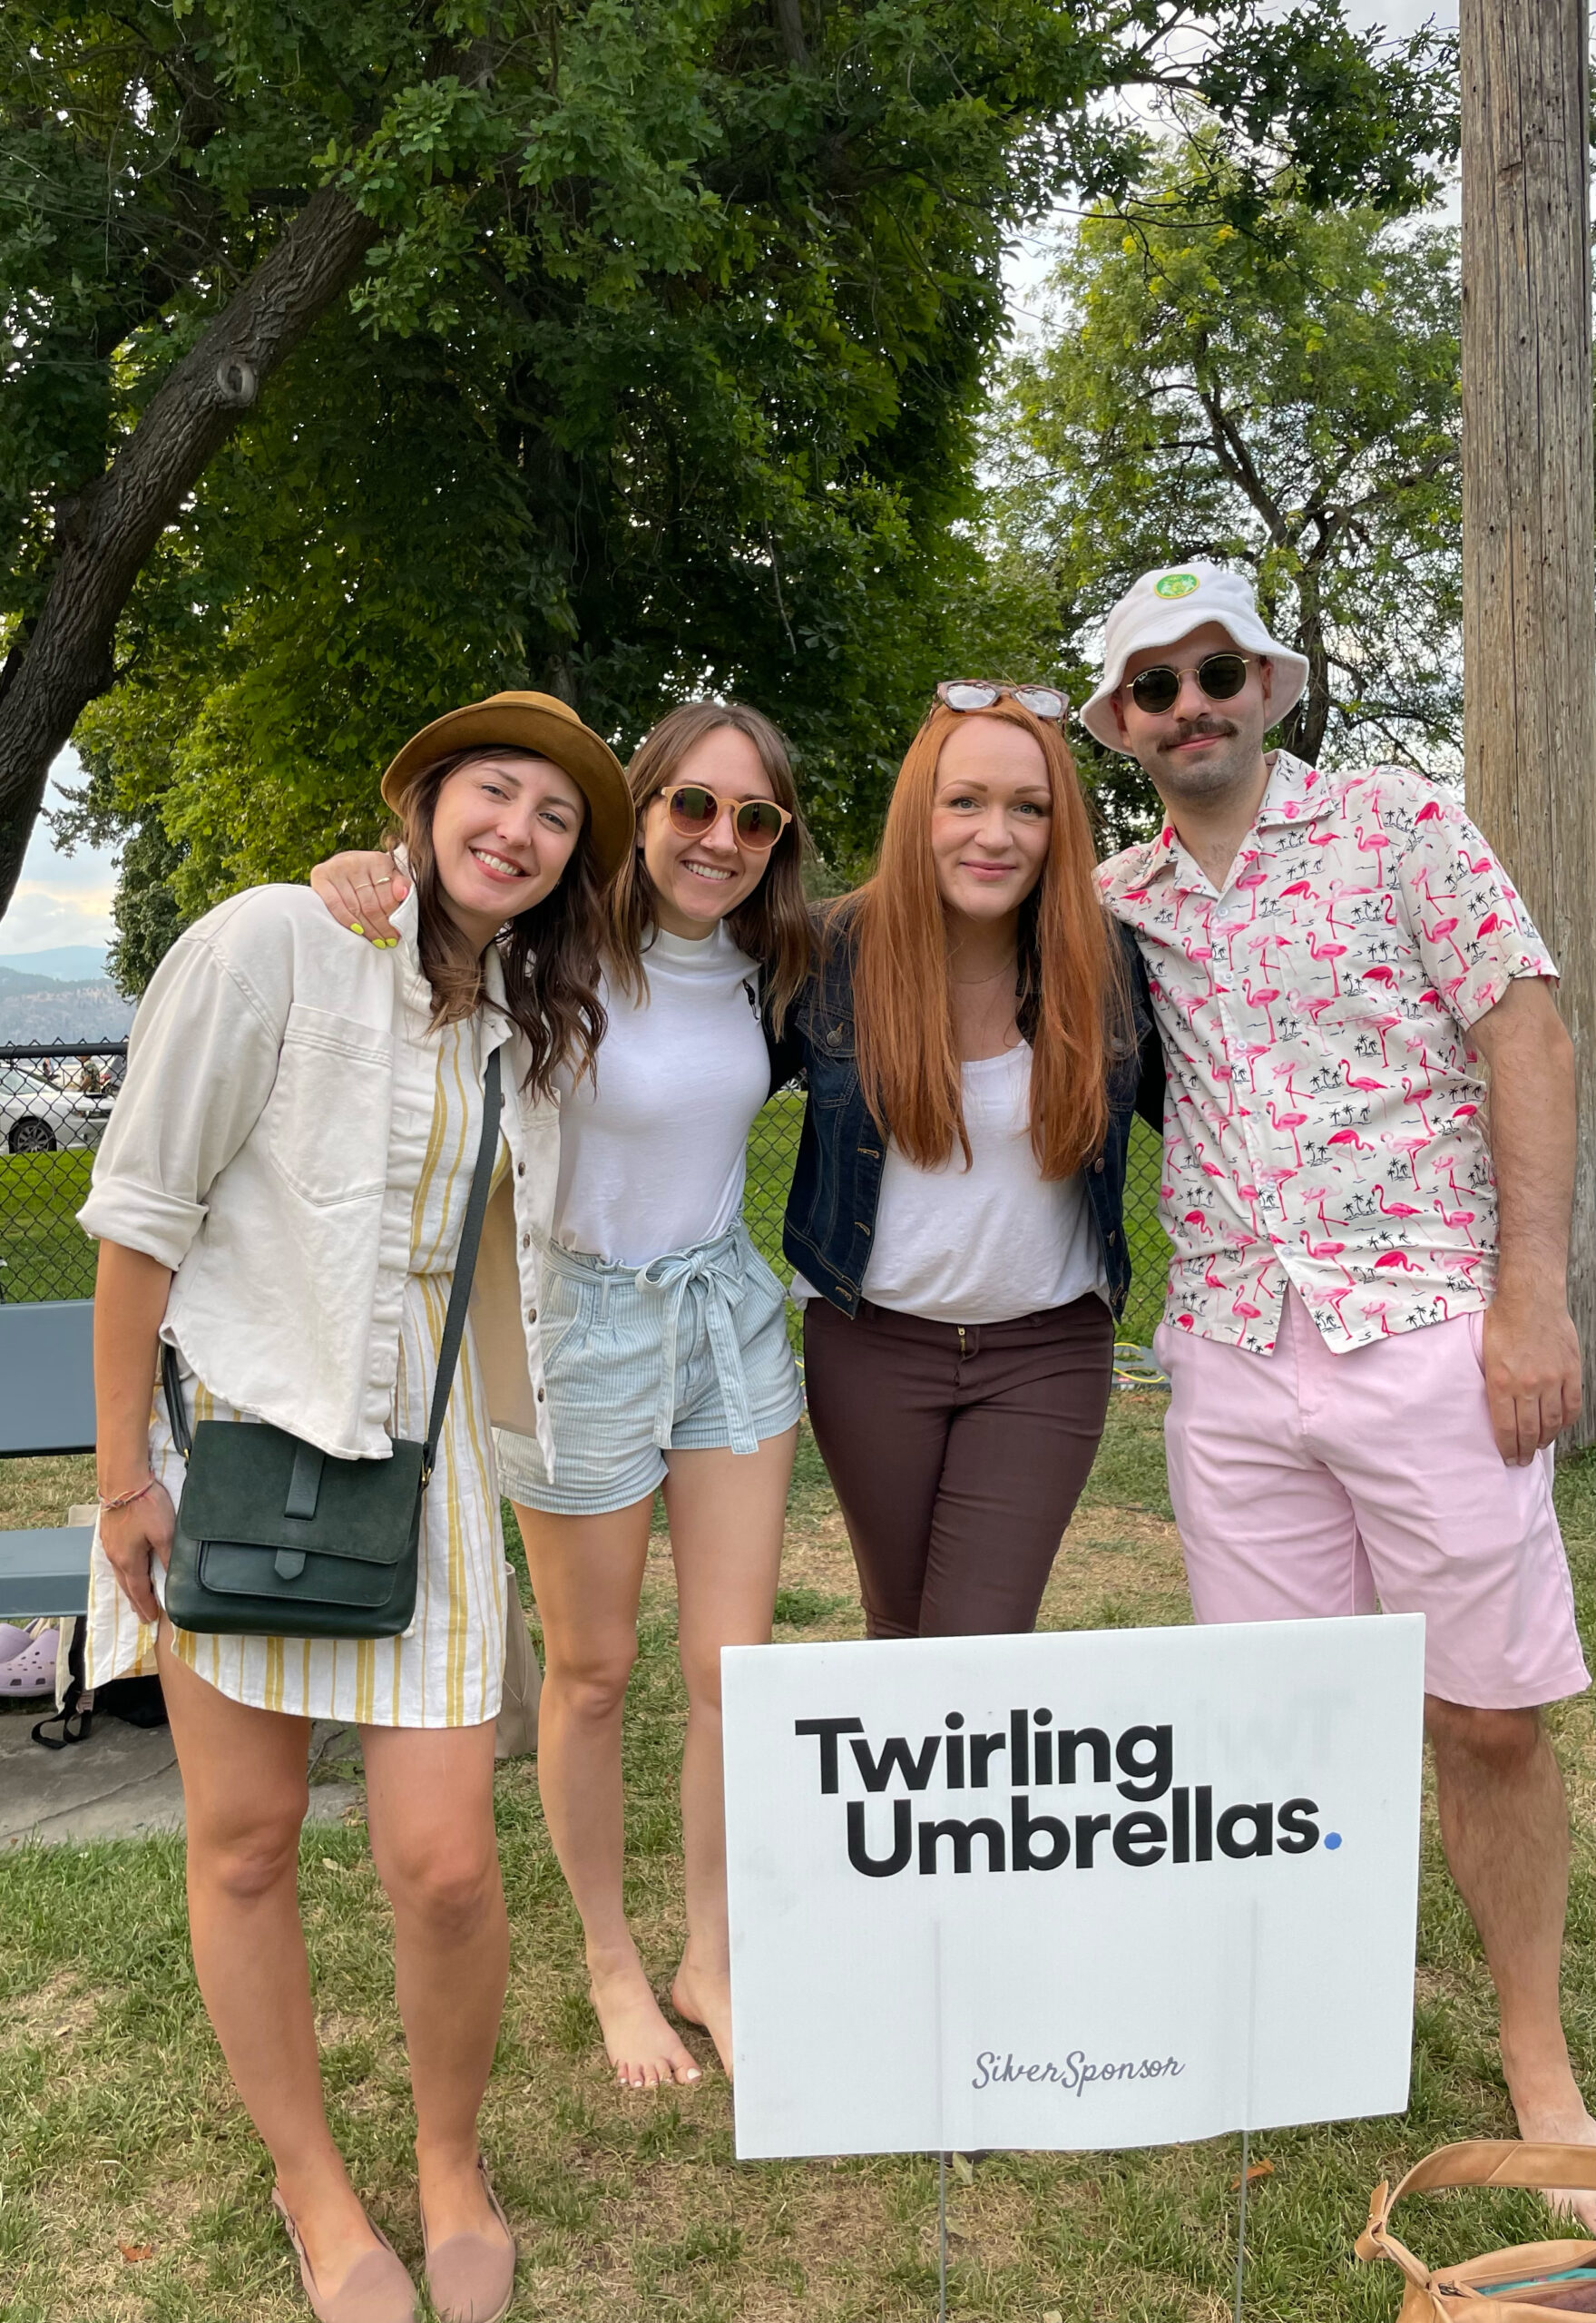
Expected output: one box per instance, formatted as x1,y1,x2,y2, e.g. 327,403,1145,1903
1152,1289,1588,1710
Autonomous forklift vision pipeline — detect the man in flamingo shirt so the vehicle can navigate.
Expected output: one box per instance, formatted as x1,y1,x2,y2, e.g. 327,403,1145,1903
1089,562,1591,2198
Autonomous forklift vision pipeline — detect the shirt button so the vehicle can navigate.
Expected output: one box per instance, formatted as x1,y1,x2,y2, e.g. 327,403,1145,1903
536,1386,545,1403
1093,1157,1105,1173
521,1233,531,1250
529,1307,537,1323
516,1162,525,1178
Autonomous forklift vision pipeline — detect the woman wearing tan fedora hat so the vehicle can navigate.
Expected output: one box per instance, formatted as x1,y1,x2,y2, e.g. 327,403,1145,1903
81,691,630,2323
313,699,811,2093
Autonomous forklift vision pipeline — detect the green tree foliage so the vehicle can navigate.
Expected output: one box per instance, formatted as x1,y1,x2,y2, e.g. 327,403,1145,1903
991,146,1463,841
2,4,1455,965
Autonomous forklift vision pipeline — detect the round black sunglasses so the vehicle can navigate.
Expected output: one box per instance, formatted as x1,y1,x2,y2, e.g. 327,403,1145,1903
1126,652,1258,716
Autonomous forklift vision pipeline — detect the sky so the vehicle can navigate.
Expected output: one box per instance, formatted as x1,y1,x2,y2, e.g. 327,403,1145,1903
1,0,1461,962
5,747,118,959
1006,0,1460,327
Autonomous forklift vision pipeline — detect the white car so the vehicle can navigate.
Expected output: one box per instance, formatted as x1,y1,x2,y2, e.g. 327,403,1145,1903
0,1066,115,1154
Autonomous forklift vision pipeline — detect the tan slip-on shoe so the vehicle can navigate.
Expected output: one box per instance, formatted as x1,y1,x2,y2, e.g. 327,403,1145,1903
421,2160,516,2323
271,2190,417,2323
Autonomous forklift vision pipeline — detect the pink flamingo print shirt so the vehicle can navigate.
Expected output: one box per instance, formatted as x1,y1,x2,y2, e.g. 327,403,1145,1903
1099,751,1555,1354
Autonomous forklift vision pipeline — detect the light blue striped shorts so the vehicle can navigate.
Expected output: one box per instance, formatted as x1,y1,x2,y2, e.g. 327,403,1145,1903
494,1219,803,1516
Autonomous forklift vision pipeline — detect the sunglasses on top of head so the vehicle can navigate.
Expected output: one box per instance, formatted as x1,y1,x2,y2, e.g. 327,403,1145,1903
1124,652,1260,717
655,784,794,851
937,680,1067,722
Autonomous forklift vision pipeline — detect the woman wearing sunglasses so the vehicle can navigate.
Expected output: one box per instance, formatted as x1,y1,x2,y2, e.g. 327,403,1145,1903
781,682,1161,1639
308,702,809,2093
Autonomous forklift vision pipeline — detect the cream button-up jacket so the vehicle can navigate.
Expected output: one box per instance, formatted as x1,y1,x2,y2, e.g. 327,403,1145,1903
79,882,558,1472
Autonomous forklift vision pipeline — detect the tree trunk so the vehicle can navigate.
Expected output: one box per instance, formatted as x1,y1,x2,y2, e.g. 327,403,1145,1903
1460,0,1596,1445
0,183,379,917
1280,560,1330,763
772,0,808,66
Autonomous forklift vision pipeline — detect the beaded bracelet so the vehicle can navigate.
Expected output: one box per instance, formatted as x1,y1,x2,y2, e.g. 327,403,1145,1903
96,1475,159,1513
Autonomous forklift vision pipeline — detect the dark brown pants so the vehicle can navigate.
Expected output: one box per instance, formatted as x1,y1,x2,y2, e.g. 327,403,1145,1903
802,1292,1114,1639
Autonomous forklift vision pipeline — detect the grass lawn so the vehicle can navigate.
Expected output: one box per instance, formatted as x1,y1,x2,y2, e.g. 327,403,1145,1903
4,1405,1596,2321
0,1146,99,1303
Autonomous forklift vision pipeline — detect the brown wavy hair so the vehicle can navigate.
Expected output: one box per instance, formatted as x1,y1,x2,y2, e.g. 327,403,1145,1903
604,701,812,1033
397,748,608,1097
845,700,1128,1175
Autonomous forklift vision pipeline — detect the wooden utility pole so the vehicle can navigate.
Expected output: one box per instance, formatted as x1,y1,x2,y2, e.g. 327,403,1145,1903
1461,0,1596,1446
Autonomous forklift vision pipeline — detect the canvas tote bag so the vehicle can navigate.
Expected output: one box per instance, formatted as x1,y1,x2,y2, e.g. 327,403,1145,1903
1358,2141,1596,2314
494,1588,542,1760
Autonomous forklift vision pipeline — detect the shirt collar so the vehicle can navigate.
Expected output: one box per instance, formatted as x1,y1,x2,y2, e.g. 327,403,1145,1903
1253,749,1332,829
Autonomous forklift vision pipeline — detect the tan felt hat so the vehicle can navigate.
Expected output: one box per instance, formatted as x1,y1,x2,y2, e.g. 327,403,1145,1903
380,691,632,878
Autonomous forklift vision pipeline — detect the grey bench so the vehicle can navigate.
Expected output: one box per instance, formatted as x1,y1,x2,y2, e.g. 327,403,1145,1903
0,1299,95,1618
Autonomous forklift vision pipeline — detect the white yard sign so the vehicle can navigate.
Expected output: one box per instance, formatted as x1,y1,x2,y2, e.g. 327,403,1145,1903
724,1615,1425,2159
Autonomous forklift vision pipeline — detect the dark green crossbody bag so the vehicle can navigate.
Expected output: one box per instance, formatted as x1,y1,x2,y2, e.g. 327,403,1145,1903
161,1046,502,1641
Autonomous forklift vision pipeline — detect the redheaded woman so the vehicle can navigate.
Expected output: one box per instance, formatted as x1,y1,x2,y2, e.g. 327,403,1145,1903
783,686,1161,1636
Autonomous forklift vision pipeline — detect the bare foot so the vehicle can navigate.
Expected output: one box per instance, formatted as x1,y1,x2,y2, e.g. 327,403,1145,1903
671,1956,733,2079
589,1952,702,2090
1506,2089,1596,2233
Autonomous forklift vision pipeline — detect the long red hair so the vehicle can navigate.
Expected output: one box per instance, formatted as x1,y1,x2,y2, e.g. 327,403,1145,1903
846,701,1125,1176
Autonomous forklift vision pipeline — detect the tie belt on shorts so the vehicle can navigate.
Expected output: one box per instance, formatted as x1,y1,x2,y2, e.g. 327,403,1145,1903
537,1222,761,1456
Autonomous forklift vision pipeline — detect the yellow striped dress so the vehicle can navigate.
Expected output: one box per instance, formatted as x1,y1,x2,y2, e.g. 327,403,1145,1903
83,1009,510,1728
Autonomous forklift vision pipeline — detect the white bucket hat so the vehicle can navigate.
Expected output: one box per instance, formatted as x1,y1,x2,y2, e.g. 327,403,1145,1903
1080,562,1308,751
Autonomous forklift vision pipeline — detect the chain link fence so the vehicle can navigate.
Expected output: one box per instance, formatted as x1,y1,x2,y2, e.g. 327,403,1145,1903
3,1045,1170,1346
741,1086,1169,1353
0,1045,122,1303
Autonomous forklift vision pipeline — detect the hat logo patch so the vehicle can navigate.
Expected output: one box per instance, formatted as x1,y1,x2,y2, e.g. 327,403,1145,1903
1154,573,1199,599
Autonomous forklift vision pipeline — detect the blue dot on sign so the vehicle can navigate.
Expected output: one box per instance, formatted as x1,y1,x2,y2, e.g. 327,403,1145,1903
1324,1832,1342,1851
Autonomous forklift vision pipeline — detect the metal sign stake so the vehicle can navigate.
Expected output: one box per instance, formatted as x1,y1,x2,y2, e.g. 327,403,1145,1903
938,2150,948,2323
1233,2126,1250,2323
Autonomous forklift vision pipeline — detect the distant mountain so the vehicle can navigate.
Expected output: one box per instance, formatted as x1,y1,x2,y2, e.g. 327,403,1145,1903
0,967,133,1044
0,965,67,997
0,944,112,985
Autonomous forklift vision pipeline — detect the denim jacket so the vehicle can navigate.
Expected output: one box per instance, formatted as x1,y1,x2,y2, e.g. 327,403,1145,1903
769,914,1163,1321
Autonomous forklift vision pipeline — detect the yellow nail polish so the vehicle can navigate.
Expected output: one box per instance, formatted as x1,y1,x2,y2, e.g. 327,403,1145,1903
349,920,364,936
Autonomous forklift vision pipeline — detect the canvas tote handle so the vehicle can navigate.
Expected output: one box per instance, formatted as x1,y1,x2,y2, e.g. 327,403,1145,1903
1357,2141,1596,2287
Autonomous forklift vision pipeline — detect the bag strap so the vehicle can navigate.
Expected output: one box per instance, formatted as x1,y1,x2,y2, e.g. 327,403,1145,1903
1356,2141,1596,2284
162,1338,191,1461
162,1044,503,1481
421,1042,501,1481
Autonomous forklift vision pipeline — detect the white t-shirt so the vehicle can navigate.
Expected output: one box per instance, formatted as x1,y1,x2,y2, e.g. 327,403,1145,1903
797,1042,1107,1326
551,923,769,1265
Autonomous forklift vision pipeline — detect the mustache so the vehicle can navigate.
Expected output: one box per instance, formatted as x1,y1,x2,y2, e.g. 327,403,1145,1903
1163,717,1237,743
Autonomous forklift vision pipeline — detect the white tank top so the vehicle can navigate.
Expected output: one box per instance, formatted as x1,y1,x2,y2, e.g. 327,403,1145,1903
842,1042,1107,1325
